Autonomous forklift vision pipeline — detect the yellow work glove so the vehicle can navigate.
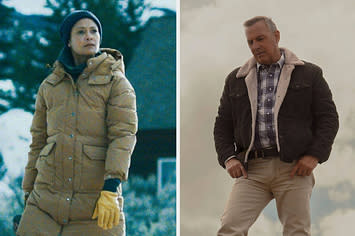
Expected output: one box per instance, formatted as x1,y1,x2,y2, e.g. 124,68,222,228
92,191,120,230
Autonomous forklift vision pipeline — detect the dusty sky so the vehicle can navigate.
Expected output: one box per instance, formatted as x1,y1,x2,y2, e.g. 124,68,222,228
180,0,355,235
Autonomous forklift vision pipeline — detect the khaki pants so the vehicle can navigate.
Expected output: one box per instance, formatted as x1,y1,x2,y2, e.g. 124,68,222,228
218,157,315,236
17,204,125,236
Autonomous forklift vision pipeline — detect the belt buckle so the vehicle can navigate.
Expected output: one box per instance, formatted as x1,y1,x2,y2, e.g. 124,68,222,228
260,149,265,158
254,149,264,159
263,147,275,159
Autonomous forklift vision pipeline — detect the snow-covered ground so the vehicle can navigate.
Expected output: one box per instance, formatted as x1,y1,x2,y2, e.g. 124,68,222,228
0,109,32,179
0,109,32,208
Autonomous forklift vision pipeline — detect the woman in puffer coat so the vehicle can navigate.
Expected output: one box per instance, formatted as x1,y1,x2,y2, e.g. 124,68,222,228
17,10,137,236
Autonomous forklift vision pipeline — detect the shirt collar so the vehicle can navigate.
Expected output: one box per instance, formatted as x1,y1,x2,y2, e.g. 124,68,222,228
256,51,285,72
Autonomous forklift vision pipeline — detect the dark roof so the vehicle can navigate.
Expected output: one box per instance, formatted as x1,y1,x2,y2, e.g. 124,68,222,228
126,13,176,130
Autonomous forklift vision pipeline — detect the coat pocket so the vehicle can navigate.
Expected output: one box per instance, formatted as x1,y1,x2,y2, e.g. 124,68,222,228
281,81,312,118
229,88,251,131
79,144,106,191
35,142,56,185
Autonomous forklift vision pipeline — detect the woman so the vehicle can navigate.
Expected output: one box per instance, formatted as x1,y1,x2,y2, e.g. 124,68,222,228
17,10,137,235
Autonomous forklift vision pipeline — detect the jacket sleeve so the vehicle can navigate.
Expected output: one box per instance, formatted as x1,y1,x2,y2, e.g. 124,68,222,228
213,73,237,168
306,67,339,163
105,70,138,181
22,84,48,192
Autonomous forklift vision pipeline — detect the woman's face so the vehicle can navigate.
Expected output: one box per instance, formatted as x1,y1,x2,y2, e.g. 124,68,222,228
69,18,100,60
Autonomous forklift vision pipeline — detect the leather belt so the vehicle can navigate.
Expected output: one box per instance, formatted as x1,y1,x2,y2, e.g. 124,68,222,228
248,147,279,160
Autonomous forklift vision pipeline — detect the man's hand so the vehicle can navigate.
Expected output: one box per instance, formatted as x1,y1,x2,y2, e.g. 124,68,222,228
225,158,248,179
290,155,319,178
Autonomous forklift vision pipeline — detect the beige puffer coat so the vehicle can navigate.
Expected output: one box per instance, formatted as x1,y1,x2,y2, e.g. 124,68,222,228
22,48,137,224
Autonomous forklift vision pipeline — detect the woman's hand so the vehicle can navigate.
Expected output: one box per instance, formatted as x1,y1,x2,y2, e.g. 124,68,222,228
92,191,120,230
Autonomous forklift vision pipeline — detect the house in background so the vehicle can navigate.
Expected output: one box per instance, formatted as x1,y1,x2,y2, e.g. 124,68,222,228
0,5,176,179
126,10,176,177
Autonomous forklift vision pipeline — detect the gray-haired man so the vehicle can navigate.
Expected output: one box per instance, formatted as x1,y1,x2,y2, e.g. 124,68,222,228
214,16,338,235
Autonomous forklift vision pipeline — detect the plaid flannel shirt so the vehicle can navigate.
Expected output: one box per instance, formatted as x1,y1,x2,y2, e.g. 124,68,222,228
254,52,285,149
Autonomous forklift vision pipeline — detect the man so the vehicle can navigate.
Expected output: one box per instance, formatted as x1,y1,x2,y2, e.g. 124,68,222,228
213,16,338,236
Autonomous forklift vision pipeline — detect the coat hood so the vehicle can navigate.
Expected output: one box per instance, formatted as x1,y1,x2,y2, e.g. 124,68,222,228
47,48,125,86
100,48,125,74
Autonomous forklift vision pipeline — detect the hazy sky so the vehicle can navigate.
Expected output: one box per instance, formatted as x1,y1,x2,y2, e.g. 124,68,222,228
181,0,355,235
180,0,215,10
3,0,176,15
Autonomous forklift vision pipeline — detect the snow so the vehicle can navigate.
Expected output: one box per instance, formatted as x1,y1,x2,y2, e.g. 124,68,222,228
39,36,49,46
141,8,165,24
3,0,176,16
0,99,10,107
0,79,15,95
0,109,32,179
3,0,52,15
0,109,32,214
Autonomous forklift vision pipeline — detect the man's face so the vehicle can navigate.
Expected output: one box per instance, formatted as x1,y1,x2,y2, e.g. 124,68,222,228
69,18,100,58
245,20,280,65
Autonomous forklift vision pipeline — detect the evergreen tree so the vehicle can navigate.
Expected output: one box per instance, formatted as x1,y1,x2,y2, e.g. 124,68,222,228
0,0,146,114
43,0,145,71
123,175,176,235
3,19,47,113
0,2,16,113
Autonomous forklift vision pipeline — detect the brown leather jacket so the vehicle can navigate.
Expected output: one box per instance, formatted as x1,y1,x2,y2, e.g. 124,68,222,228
214,48,339,168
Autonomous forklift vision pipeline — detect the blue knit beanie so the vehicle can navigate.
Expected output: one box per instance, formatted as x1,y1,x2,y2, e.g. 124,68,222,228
60,10,102,45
